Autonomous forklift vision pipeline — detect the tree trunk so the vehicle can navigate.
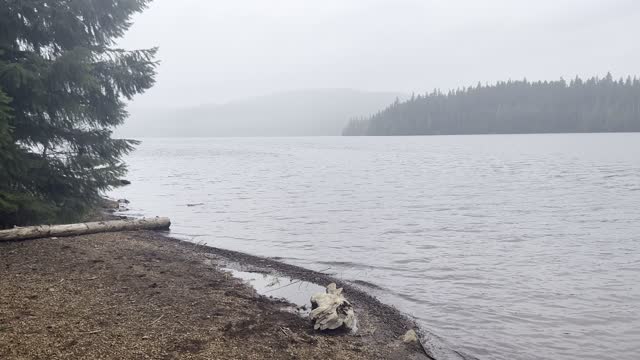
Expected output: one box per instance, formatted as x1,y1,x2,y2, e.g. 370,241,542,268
0,217,171,242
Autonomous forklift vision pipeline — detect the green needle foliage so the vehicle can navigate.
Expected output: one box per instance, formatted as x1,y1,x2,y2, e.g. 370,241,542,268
0,0,157,228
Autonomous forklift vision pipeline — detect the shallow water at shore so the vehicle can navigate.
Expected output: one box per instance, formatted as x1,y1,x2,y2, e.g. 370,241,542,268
116,134,640,360
223,267,324,312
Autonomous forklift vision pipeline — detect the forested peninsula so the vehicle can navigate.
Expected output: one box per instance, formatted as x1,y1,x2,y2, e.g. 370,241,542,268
343,74,640,136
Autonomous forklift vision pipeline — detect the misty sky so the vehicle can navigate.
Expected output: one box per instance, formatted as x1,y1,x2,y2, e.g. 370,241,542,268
119,0,640,108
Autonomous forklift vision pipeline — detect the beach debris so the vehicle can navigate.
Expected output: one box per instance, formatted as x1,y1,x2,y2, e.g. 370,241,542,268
402,329,419,344
280,326,316,344
0,217,171,242
117,199,130,211
100,198,119,211
150,314,165,325
310,283,356,331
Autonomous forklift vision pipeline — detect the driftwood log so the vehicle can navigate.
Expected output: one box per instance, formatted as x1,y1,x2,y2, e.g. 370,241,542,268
0,217,171,242
310,283,356,332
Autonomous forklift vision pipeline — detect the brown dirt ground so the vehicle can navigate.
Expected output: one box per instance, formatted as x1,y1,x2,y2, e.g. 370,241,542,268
0,230,429,360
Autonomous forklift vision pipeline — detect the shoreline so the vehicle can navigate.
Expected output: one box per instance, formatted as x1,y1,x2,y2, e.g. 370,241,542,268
161,232,477,360
0,229,433,359
160,233,425,345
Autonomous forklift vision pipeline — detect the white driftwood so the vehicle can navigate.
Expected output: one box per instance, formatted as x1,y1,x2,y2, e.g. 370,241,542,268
0,217,171,242
310,283,356,331
403,329,419,344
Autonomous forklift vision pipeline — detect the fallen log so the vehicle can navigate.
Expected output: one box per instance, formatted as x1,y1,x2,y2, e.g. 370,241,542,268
0,217,171,242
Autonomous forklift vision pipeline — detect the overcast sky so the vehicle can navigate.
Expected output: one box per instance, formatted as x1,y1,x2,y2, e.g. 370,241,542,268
119,0,640,108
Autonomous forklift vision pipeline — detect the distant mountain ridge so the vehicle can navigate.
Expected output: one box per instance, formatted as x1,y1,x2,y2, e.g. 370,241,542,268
116,89,405,137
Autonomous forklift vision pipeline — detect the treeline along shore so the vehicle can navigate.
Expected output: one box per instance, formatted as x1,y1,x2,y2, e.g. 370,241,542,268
343,74,640,136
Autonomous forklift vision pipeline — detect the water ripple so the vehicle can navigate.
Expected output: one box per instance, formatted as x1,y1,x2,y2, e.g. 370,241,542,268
116,134,640,360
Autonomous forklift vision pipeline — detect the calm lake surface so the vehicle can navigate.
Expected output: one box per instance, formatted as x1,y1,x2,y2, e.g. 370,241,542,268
117,134,640,360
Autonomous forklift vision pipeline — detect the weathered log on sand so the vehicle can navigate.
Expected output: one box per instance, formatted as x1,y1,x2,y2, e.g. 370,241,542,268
310,283,356,332
0,217,171,242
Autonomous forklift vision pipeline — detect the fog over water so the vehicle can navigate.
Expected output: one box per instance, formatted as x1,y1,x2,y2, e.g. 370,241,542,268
119,0,640,110
4,1,639,359
117,134,640,360
112,2,640,359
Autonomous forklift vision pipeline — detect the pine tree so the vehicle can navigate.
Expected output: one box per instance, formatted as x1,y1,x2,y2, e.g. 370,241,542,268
0,1,157,227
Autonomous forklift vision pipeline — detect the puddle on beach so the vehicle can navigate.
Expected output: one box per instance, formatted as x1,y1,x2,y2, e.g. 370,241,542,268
223,268,326,315
225,269,458,357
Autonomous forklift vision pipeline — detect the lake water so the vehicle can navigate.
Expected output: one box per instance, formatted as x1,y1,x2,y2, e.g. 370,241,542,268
116,134,640,360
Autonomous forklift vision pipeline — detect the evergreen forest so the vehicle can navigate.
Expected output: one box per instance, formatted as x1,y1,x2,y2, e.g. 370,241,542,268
343,74,640,136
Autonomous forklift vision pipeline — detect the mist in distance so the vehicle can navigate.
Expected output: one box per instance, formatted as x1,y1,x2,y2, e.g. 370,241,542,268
117,89,405,137
117,0,640,136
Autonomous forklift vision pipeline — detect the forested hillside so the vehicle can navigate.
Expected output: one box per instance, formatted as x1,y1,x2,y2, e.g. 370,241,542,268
343,74,640,136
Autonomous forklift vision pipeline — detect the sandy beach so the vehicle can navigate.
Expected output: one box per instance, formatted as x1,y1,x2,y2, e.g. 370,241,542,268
0,230,430,359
